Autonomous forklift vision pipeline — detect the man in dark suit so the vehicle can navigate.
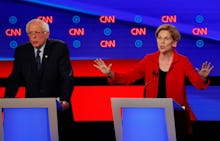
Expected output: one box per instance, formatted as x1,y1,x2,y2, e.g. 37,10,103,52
4,18,75,141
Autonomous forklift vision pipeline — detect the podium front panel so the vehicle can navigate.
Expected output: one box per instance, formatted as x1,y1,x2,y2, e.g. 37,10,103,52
122,107,169,141
3,108,50,141
111,98,179,141
0,98,59,141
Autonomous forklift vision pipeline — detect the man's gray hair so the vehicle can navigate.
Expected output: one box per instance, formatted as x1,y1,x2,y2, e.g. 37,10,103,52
26,18,50,33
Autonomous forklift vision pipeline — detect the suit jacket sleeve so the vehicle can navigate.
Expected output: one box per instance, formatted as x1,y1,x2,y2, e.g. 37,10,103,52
58,43,74,101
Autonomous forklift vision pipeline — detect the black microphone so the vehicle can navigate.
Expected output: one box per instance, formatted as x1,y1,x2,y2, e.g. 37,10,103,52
143,70,158,98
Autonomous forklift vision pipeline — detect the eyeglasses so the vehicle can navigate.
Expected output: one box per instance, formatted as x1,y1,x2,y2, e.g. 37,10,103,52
27,31,46,37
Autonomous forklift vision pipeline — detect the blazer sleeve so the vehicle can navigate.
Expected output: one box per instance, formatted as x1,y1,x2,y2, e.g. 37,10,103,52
108,57,147,85
58,43,74,101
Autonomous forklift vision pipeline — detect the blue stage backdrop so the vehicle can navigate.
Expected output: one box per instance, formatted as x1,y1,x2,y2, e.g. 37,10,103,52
0,0,219,76
0,0,220,121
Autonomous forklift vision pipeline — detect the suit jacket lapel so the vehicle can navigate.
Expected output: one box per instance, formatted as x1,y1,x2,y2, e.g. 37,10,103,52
41,40,51,73
25,45,40,80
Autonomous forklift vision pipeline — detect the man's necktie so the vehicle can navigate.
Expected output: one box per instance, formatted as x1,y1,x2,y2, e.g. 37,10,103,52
35,49,41,70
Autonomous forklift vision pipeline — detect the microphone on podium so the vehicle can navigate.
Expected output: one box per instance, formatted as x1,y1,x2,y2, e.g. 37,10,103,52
143,70,158,98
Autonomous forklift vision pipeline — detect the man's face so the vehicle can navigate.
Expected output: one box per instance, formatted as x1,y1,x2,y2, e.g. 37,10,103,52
27,21,49,48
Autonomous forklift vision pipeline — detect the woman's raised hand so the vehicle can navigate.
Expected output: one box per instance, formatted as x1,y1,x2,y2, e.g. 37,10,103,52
93,58,112,75
196,61,214,82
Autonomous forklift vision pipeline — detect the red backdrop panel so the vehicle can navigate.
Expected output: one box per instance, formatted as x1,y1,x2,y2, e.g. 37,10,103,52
0,59,140,77
71,86,144,121
0,60,143,121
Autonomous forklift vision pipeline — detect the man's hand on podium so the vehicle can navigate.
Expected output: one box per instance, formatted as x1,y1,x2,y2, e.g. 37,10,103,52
56,97,69,111
59,101,69,110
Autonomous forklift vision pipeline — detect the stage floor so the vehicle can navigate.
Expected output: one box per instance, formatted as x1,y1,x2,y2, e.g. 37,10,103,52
71,121,220,141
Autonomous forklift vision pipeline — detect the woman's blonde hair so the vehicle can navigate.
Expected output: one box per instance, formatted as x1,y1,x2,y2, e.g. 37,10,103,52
155,24,181,42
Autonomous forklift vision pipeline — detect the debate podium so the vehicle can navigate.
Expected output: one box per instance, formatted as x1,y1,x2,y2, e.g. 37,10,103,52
0,98,59,141
111,98,184,141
